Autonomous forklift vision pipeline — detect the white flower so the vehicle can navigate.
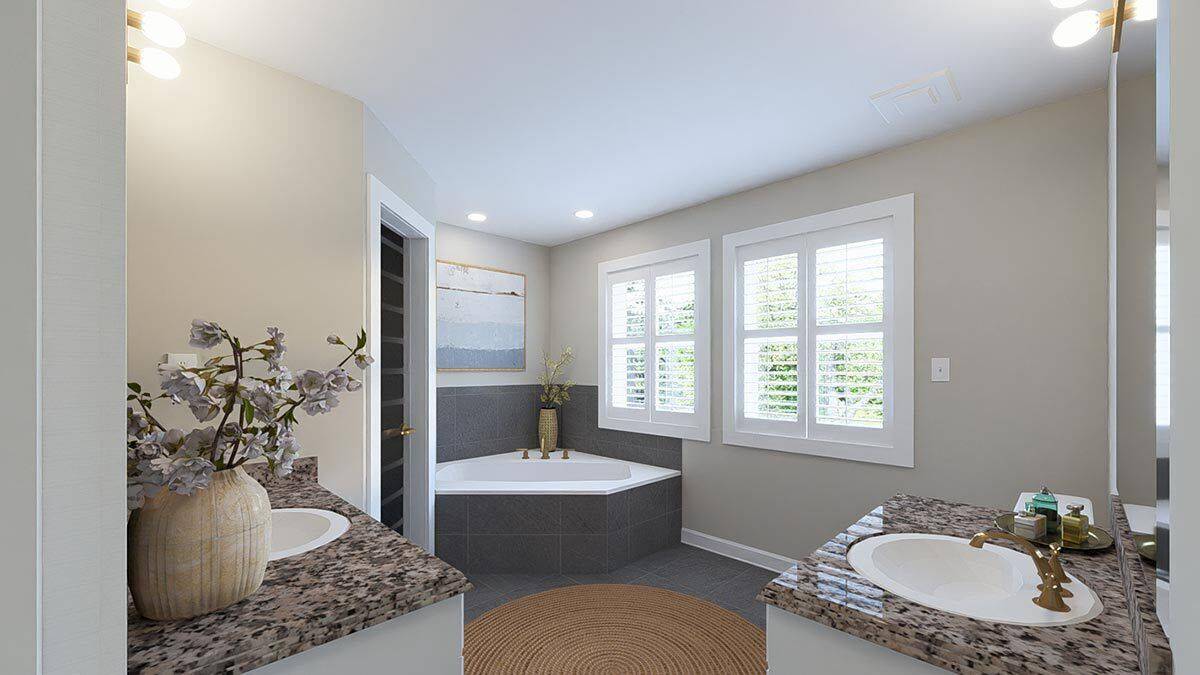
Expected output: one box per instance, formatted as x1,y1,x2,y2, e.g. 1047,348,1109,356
301,390,340,416
265,326,287,371
188,396,222,423
296,369,328,397
327,334,342,345
149,451,215,496
346,378,362,392
127,408,150,439
354,353,375,370
188,320,224,349
160,366,206,402
326,368,350,392
240,431,270,461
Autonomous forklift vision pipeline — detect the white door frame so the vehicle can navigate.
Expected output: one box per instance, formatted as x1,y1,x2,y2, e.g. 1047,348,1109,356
365,174,436,552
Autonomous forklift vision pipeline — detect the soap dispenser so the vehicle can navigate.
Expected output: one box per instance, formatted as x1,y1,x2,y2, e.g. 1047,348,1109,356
1031,486,1060,535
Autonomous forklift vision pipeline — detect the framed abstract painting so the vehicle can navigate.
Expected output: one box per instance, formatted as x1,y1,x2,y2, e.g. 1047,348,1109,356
436,260,526,371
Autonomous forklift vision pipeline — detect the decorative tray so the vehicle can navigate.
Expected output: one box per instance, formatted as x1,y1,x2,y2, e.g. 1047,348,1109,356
994,512,1114,551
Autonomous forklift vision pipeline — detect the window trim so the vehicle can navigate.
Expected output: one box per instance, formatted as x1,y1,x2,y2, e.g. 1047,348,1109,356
722,195,914,467
598,239,711,442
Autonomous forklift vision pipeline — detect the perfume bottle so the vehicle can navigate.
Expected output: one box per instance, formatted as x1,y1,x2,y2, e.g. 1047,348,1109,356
1031,486,1060,535
1013,511,1047,540
1061,503,1090,545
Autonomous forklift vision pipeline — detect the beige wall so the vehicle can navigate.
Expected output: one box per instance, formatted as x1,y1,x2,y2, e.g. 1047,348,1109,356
1116,74,1158,506
436,223,552,387
1170,0,1199,662
550,90,1111,558
128,40,434,508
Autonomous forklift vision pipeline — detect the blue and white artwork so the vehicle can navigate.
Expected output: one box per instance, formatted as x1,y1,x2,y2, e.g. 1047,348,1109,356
436,261,526,371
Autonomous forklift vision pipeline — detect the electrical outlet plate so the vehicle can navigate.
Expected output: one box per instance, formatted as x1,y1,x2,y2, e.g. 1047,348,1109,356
931,357,950,382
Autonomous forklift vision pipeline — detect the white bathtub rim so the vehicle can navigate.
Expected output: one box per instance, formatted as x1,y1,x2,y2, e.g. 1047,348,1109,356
435,450,680,495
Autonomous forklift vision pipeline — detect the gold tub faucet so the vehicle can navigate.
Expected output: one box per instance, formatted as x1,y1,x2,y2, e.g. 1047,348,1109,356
969,530,1071,612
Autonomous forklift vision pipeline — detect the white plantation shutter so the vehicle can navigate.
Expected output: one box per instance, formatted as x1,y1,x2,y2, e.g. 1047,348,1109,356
723,195,913,467
811,239,885,429
599,241,710,441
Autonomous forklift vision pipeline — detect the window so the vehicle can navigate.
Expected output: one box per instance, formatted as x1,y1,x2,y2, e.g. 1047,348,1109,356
599,240,710,441
722,195,914,466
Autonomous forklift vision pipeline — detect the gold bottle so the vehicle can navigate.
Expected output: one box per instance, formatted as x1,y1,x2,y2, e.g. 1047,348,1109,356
1061,503,1090,545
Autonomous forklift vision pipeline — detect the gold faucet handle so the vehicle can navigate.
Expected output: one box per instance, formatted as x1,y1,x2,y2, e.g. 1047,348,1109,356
561,448,571,459
520,448,530,459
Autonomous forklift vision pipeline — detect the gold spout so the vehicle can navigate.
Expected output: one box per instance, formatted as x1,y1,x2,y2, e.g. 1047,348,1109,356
969,530,1071,612
539,435,552,460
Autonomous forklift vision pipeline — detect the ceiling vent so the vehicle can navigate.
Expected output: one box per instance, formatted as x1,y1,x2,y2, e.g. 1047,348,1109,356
869,68,962,125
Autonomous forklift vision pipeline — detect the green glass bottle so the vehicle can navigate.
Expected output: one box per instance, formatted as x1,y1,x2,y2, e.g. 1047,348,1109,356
1031,486,1060,536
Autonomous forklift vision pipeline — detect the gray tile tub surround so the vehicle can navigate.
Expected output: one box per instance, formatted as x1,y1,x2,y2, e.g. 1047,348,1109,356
559,385,683,470
436,384,541,463
435,476,682,574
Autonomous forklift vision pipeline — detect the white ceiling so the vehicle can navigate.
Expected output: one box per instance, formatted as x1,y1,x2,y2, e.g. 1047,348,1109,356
146,0,1154,246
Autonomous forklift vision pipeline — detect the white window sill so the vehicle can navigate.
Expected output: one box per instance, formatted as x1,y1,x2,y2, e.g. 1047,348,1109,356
599,417,710,443
721,427,913,468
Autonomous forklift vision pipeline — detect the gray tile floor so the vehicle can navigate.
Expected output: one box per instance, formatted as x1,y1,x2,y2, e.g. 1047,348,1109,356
462,544,780,629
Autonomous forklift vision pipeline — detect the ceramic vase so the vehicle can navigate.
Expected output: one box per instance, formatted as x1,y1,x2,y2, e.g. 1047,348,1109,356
538,407,559,452
128,466,271,621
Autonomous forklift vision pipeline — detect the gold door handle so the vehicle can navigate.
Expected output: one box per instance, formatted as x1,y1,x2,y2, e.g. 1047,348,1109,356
383,424,416,439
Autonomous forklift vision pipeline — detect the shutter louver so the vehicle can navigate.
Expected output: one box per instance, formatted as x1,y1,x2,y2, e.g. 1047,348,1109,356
743,337,798,421
743,254,798,330
611,344,646,409
656,341,695,413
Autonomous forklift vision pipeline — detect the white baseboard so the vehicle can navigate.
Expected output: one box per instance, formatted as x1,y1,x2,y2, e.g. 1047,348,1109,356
681,528,794,573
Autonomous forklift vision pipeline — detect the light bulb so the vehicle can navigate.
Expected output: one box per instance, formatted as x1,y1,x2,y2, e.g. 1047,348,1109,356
1053,10,1101,47
158,0,193,8
1132,1,1157,21
138,48,181,80
574,210,594,219
139,11,187,48
1050,0,1086,7
467,213,487,223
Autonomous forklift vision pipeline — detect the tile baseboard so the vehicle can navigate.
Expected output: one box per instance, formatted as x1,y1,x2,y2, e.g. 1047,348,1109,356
681,528,794,573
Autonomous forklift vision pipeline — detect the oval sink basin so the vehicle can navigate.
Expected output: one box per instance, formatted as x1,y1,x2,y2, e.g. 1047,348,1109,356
847,533,1103,626
270,508,351,561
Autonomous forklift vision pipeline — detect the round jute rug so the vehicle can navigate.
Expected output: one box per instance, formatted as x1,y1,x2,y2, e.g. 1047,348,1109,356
463,584,766,674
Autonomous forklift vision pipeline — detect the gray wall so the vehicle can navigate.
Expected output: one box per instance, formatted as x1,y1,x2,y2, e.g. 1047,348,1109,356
364,106,437,227
1170,0,1200,666
550,89,1112,559
0,1,40,670
1116,74,1159,507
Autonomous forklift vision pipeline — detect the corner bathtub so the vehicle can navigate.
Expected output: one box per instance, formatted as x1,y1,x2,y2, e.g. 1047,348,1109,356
435,450,679,495
434,451,682,573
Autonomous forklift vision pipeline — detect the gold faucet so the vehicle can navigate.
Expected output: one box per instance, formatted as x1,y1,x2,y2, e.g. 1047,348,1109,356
539,436,553,460
969,530,1071,612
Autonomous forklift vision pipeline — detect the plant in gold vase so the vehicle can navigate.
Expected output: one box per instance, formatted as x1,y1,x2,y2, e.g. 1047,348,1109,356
126,319,372,620
537,346,575,455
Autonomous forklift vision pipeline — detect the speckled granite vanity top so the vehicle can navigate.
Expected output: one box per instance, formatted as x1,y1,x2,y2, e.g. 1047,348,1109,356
757,494,1143,674
128,459,472,674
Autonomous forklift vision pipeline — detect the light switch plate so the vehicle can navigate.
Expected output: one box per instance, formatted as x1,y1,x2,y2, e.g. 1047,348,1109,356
931,357,950,382
162,353,199,369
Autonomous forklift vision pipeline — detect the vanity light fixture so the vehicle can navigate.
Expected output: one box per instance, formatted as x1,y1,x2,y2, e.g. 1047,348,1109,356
1052,0,1156,51
574,210,594,219
127,46,181,80
127,10,187,49
467,212,488,223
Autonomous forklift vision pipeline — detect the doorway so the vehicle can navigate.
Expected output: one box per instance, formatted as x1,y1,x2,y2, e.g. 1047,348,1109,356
366,175,436,552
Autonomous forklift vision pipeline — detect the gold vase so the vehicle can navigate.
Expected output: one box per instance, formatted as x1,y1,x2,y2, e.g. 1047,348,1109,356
128,466,271,621
538,407,559,453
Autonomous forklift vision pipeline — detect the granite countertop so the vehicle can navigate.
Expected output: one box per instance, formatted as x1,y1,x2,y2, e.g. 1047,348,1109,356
128,459,472,674
1110,494,1172,674
757,494,1142,674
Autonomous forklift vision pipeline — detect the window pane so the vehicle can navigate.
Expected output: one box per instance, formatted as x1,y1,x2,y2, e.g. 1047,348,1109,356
744,337,798,421
656,341,695,413
815,333,884,428
744,254,798,330
815,239,884,326
612,279,646,338
611,344,646,409
656,270,695,335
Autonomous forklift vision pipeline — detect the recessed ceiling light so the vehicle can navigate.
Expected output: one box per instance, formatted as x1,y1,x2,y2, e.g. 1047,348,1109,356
467,212,487,223
574,210,594,219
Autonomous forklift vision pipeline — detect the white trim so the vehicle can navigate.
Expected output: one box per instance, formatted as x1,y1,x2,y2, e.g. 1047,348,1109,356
597,239,711,442
1107,54,1119,496
365,174,436,552
681,528,794,573
722,194,915,468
